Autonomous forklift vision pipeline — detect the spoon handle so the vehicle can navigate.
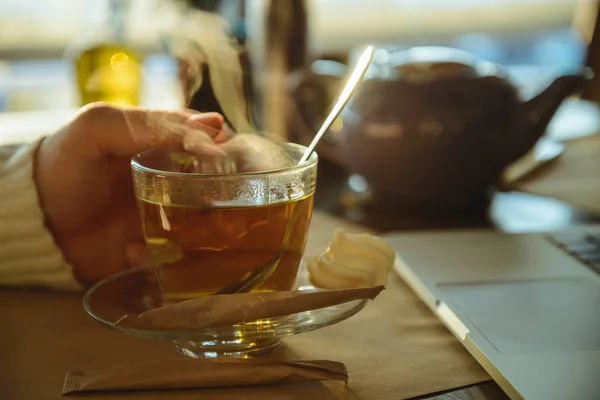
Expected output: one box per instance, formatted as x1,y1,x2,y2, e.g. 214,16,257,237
298,46,374,165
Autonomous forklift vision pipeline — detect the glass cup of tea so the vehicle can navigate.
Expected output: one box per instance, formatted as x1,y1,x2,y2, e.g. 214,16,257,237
131,140,317,304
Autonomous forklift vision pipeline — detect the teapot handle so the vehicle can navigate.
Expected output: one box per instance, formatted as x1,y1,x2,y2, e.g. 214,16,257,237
289,60,348,164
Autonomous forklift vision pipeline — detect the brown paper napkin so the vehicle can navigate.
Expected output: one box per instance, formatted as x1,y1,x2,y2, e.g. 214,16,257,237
62,358,348,394
115,286,384,330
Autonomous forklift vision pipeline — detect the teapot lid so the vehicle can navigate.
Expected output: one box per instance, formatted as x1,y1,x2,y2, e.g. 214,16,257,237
386,46,503,82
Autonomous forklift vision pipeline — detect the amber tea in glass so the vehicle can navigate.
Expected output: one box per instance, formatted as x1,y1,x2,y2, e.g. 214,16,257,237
131,143,317,303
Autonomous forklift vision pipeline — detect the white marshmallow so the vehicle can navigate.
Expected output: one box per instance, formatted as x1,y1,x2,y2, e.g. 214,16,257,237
308,229,396,290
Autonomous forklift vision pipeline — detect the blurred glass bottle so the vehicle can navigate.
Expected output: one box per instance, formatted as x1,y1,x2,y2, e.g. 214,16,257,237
71,0,141,106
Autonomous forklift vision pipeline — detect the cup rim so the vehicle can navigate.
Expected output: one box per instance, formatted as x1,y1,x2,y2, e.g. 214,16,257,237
131,141,318,178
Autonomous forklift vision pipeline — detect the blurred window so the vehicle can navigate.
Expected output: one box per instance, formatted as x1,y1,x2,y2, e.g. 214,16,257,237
0,0,594,112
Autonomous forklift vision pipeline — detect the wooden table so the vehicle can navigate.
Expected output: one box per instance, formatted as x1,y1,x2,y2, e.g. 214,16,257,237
1,210,494,400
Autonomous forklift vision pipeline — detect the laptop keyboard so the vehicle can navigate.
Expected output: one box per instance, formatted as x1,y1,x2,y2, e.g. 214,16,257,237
547,233,600,275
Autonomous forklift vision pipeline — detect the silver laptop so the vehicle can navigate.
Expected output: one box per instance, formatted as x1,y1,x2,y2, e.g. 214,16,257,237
385,227,600,400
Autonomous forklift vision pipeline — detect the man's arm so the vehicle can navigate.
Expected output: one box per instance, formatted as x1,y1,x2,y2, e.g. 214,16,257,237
0,141,82,291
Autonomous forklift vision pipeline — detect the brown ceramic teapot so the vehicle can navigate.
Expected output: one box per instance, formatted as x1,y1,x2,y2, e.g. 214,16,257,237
291,47,591,211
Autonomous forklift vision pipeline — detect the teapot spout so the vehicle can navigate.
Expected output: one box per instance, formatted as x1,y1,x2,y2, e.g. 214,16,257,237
507,68,593,163
520,69,592,125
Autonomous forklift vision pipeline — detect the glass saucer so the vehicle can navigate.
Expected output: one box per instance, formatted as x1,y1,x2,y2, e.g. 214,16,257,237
83,261,367,358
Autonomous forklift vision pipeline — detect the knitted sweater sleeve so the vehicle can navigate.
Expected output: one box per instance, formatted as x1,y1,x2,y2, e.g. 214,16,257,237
0,140,82,291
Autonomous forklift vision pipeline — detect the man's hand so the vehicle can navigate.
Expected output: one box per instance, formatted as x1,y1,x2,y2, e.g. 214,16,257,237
35,103,225,286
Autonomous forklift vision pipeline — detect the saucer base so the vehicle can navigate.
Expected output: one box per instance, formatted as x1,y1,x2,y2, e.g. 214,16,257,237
84,264,367,359
174,337,285,358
